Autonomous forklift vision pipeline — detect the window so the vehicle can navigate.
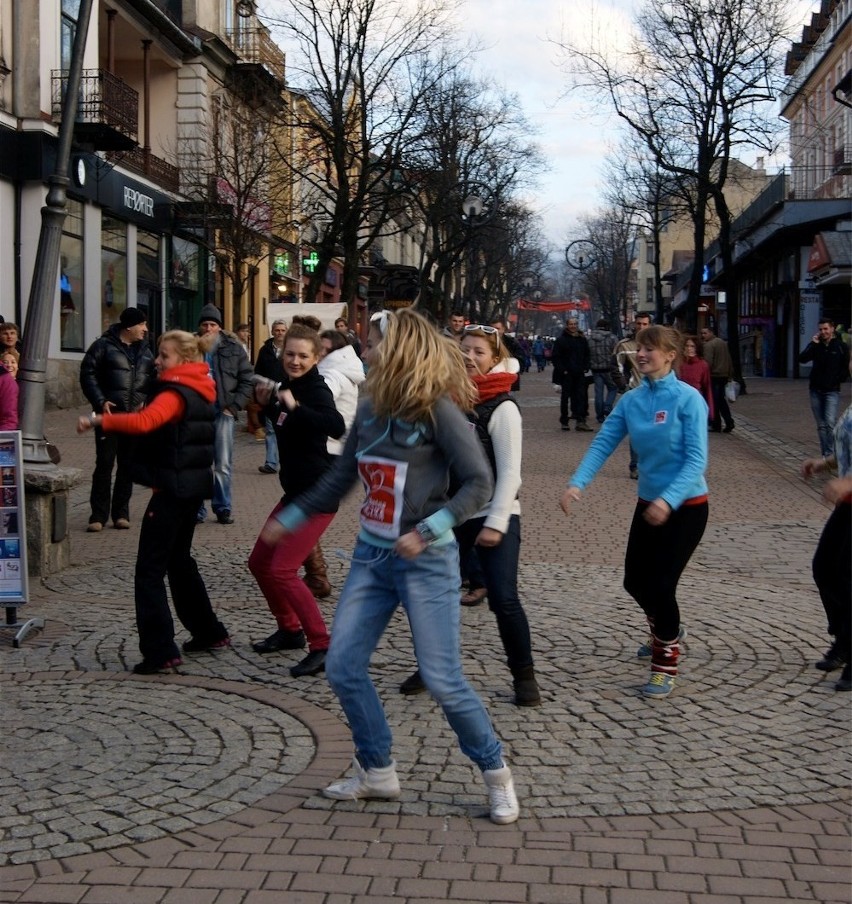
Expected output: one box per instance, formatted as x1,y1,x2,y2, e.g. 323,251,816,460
60,0,79,70
137,230,161,341
101,216,127,332
59,199,84,351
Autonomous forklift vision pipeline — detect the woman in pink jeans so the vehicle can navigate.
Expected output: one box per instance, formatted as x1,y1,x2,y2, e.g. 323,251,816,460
248,324,345,677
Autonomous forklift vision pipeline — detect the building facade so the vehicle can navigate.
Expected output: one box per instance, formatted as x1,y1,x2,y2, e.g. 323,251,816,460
0,0,302,405
701,0,851,378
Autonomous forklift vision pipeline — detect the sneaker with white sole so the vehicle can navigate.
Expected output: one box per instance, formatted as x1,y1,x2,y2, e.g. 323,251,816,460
322,759,401,801
483,765,519,824
637,625,687,658
642,672,675,698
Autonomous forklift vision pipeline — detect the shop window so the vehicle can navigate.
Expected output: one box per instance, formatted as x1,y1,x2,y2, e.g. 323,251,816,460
59,199,84,351
137,230,162,343
168,236,202,330
101,216,127,332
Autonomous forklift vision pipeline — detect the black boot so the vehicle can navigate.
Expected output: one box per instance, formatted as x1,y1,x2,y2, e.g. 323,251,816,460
252,629,306,654
511,665,541,706
399,669,426,695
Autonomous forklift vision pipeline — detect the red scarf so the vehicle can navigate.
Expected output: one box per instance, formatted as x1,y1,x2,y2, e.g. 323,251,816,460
471,370,517,402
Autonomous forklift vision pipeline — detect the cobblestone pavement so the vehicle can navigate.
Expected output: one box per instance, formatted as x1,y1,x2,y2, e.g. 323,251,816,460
1,371,849,903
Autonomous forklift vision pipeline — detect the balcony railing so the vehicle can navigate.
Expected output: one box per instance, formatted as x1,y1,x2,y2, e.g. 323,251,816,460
226,27,286,83
833,146,851,175
106,147,180,193
52,69,138,149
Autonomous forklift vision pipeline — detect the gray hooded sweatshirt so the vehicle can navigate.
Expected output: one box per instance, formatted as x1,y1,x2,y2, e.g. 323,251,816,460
276,395,493,548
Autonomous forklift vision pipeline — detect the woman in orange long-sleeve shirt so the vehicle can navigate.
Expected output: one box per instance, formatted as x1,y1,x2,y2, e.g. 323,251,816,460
78,330,230,674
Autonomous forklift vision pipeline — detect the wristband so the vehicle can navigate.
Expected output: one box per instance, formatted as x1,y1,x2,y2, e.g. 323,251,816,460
414,520,439,545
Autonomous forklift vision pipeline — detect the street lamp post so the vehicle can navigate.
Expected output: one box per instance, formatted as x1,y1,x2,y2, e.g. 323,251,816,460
460,183,493,322
19,0,96,464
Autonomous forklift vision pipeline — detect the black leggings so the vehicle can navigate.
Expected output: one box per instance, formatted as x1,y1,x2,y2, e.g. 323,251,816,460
623,500,708,641
812,502,851,657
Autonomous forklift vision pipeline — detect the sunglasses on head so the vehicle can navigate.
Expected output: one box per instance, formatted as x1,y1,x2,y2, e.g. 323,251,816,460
464,323,499,335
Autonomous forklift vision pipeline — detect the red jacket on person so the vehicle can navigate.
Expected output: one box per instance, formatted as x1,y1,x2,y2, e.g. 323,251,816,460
678,356,714,421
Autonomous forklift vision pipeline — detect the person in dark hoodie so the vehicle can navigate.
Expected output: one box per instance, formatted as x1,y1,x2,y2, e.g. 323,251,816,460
248,323,345,677
77,330,229,675
79,307,155,531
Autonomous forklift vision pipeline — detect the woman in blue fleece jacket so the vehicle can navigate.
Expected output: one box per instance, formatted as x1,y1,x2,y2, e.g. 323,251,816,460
259,308,520,825
561,326,709,699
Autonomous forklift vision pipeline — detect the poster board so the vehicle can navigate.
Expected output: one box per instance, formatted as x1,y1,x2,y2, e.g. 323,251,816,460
0,432,28,605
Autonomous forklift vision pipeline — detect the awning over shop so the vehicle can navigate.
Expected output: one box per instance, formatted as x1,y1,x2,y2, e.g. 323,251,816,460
807,230,852,286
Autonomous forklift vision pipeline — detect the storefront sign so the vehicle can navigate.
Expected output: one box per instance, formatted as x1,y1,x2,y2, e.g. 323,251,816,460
123,186,155,218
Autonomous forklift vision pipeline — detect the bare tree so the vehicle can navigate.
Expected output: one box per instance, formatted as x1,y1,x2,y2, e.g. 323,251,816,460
401,70,546,320
602,134,694,324
567,207,636,335
557,0,791,377
265,0,461,306
177,91,295,321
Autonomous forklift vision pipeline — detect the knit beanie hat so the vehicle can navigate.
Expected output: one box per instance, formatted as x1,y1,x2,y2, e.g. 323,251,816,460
119,307,147,328
198,303,223,327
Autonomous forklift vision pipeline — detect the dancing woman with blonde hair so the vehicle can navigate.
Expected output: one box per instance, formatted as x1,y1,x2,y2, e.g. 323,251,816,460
260,308,520,824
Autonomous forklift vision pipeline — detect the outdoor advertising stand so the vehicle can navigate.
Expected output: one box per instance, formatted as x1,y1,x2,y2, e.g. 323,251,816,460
0,432,40,646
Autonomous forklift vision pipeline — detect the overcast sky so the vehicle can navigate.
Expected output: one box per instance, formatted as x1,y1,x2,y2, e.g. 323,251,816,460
459,0,820,249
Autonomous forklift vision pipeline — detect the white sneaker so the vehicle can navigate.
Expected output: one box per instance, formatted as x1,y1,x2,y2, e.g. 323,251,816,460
322,758,401,801
483,765,519,824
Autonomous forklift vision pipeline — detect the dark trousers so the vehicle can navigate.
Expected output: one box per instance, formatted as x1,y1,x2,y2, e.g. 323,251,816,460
89,428,137,524
455,515,533,672
709,377,734,431
560,371,589,423
135,491,227,663
624,501,708,641
813,502,851,657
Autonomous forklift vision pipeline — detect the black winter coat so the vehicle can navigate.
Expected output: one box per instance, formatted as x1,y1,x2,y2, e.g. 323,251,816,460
552,331,590,377
798,337,849,392
79,325,155,413
254,337,286,383
272,366,345,505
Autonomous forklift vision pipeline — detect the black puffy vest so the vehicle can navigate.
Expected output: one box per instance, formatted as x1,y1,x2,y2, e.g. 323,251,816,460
132,383,215,499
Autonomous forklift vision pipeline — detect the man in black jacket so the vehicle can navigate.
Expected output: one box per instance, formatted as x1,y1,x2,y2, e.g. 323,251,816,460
798,318,849,457
552,318,592,431
79,307,155,531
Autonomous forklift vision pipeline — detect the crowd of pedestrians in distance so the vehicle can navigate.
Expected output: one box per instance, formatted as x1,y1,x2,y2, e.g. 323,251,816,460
59,301,850,823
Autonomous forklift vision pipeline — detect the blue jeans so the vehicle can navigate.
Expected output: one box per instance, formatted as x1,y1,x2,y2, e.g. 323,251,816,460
199,411,235,518
809,390,840,458
592,371,617,423
325,539,504,773
264,417,279,470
